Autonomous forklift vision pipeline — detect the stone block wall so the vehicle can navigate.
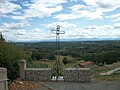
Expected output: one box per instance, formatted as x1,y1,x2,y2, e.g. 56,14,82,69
19,60,91,82
19,60,51,81
64,68,91,82
0,68,8,90
25,68,51,81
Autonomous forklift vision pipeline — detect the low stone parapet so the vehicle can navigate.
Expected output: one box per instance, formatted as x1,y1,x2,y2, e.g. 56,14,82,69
64,68,91,82
25,68,51,81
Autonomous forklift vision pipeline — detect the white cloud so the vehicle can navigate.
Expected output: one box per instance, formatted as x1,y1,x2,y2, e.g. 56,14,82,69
60,24,120,39
54,13,82,20
113,17,120,22
55,7,103,20
11,0,66,20
106,13,120,18
32,28,42,32
55,0,120,20
1,23,120,41
15,29,27,35
70,4,86,12
24,5,63,18
113,23,120,29
46,22,77,29
105,13,120,21
1,26,50,42
3,23,29,30
0,0,22,16
83,0,120,12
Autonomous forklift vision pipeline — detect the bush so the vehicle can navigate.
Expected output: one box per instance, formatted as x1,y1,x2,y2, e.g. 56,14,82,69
0,42,28,80
62,57,69,65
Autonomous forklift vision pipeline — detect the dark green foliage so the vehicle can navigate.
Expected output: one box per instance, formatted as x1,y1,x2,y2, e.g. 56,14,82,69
0,34,5,42
31,50,55,61
14,41,120,65
95,51,120,64
31,51,41,60
0,43,28,80
62,57,68,65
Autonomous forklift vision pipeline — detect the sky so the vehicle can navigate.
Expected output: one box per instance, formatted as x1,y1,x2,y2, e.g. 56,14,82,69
0,0,120,42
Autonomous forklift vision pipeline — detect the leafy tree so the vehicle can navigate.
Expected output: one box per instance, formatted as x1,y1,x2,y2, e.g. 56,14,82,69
0,34,5,42
31,51,41,60
48,54,55,61
94,51,120,64
0,42,28,80
62,57,68,65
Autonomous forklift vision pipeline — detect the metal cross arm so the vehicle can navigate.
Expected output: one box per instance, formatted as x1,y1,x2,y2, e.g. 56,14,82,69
51,30,65,35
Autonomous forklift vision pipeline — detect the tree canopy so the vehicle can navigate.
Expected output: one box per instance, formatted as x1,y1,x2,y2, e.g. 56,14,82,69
0,35,28,80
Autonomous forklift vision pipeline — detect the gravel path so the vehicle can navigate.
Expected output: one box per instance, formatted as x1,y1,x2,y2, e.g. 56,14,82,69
100,67,120,75
41,80,120,90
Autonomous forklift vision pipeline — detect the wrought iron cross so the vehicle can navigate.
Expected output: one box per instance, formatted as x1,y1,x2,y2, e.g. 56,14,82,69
51,25,65,80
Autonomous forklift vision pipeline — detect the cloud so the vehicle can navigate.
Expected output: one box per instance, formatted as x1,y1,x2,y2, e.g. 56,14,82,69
1,26,50,42
3,23,29,30
55,0,120,20
54,6,102,20
15,29,27,35
105,13,120,21
1,23,120,41
54,13,81,20
60,24,120,39
10,0,66,20
24,5,63,18
46,22,77,29
83,0,120,12
32,28,42,32
113,23,120,29
0,0,22,16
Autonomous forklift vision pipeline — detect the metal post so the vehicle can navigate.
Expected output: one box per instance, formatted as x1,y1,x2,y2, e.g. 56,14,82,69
51,25,65,81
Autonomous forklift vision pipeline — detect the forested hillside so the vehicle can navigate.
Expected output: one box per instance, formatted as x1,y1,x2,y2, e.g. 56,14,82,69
14,40,120,65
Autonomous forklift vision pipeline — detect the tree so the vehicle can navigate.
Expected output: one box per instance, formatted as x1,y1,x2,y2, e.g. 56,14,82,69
0,43,28,80
31,51,41,60
0,34,5,42
94,51,120,64
62,57,68,65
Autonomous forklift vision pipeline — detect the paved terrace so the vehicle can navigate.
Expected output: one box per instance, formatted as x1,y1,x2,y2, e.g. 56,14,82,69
31,80,120,90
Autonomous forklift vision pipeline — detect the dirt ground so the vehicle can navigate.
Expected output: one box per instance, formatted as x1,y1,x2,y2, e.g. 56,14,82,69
9,79,120,90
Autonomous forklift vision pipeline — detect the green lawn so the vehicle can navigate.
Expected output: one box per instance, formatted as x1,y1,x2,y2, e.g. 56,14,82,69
30,55,78,68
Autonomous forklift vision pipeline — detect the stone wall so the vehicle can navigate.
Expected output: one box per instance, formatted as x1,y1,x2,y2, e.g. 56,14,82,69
0,68,8,90
64,68,91,82
25,68,51,81
19,60,91,82
19,60,51,81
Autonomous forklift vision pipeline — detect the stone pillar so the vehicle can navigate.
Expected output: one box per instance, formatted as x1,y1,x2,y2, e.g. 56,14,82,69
0,68,8,90
19,60,26,80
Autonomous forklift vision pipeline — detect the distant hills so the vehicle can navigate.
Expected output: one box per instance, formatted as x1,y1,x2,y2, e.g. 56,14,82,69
11,38,120,43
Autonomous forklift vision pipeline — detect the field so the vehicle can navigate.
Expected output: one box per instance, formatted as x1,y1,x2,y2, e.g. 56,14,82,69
15,41,120,80
31,55,78,69
30,57,120,80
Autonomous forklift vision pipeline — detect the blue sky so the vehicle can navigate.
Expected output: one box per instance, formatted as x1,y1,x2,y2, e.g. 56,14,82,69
0,0,120,42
